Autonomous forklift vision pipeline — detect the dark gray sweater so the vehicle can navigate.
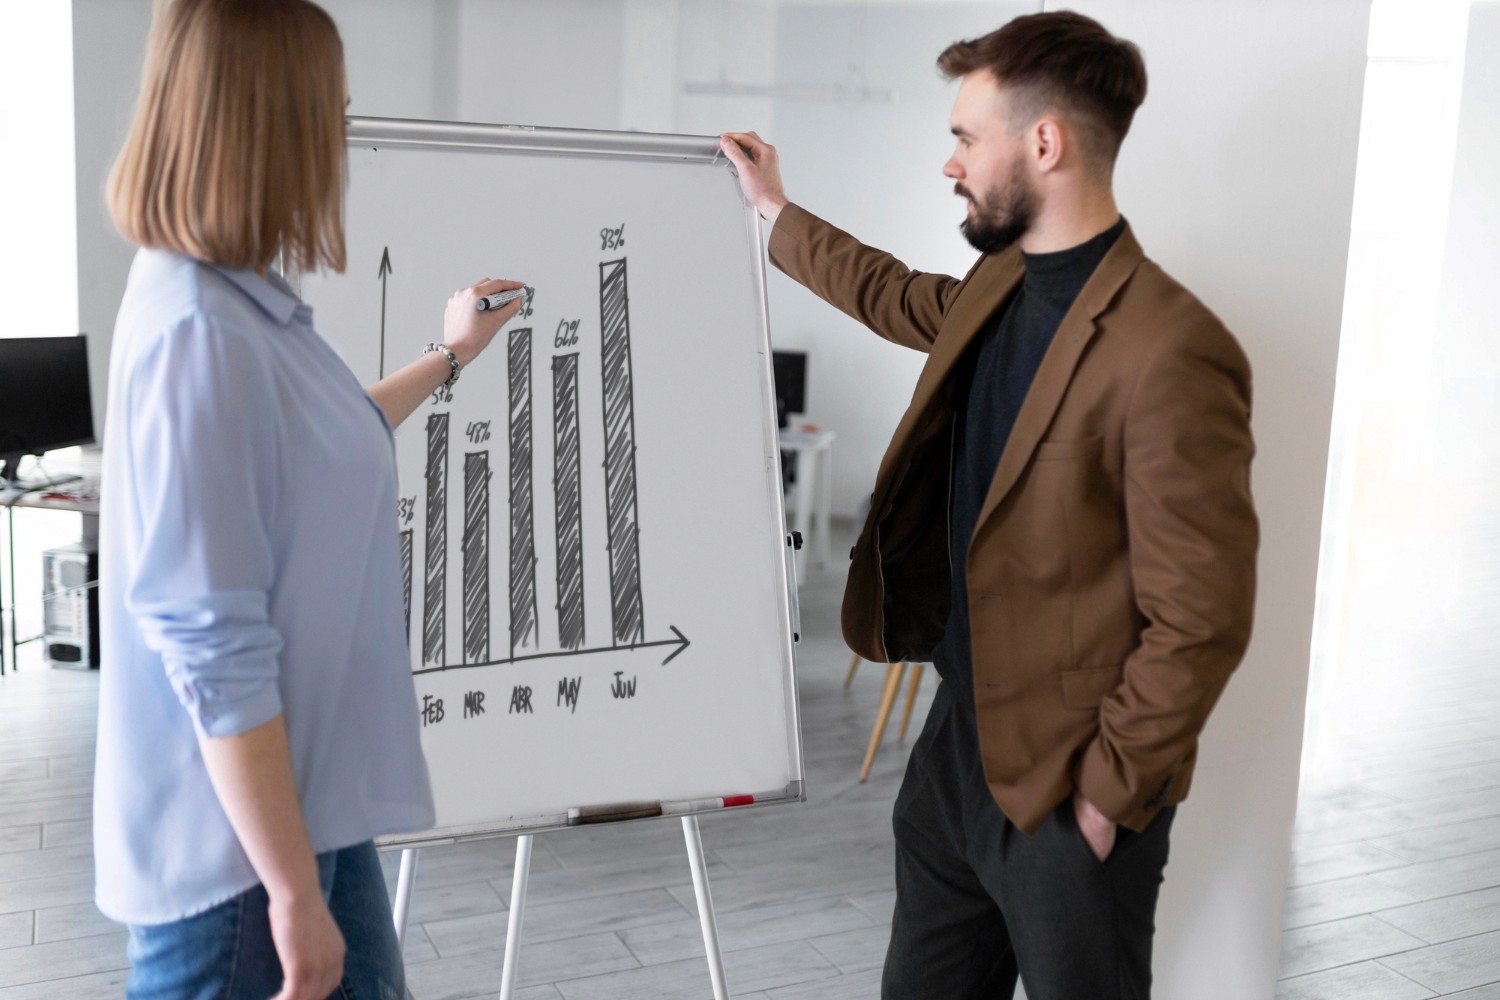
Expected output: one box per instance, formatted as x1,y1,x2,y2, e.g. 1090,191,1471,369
935,217,1126,706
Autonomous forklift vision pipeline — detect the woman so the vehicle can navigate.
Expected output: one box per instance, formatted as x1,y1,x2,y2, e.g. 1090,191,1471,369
94,2,522,997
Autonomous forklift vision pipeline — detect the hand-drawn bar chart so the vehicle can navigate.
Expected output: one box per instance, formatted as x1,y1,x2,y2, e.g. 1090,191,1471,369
300,124,808,847
408,256,690,675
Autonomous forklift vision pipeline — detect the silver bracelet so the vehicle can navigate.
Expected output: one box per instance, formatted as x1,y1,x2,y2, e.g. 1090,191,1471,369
423,343,460,386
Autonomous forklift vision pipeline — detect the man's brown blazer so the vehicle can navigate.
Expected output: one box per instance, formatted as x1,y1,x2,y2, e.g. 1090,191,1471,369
769,204,1259,834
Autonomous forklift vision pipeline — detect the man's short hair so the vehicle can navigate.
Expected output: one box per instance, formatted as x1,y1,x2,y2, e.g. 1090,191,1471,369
108,0,348,274
938,11,1147,175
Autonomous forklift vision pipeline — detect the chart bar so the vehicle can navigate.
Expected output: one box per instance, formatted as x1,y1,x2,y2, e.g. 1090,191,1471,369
599,258,645,645
399,528,413,644
552,353,585,650
462,451,490,664
422,413,448,667
508,329,539,654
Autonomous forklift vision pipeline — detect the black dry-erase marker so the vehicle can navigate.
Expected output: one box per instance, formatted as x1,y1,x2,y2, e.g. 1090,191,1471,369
566,801,663,825
476,286,532,312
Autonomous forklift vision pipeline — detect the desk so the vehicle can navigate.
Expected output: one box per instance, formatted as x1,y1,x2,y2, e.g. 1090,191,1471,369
777,428,834,577
0,486,99,675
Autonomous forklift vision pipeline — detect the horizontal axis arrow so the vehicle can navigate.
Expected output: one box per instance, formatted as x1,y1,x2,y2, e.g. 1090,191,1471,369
412,626,691,676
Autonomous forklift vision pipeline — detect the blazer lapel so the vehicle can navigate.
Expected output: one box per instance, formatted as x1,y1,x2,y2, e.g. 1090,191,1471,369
970,225,1147,541
873,250,1025,493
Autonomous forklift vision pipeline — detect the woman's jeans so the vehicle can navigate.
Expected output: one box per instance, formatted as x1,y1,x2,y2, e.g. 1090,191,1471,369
125,841,404,1000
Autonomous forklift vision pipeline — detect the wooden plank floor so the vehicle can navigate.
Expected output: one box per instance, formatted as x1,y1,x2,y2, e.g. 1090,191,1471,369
0,510,1496,997
1274,455,1500,1000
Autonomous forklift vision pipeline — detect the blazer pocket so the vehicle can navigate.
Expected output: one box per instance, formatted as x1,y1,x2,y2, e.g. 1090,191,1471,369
1060,664,1124,709
1034,435,1104,462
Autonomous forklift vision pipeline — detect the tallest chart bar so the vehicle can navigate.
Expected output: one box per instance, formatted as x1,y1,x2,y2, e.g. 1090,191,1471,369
599,258,645,646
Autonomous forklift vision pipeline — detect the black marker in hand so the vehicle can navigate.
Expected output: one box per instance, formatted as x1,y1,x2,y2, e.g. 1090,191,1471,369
476,285,534,312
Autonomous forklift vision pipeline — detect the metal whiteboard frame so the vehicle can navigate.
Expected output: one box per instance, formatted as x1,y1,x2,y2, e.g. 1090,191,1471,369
318,116,806,848
347,114,725,161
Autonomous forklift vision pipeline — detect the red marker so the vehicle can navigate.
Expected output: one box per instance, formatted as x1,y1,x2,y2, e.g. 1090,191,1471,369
661,795,757,817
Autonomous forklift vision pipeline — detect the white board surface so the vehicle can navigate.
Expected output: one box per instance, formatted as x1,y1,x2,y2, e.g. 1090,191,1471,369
300,118,803,842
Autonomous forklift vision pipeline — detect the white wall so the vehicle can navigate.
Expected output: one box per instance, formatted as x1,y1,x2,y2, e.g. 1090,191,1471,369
258,1,631,136
1300,0,1472,785
0,4,79,346
673,0,780,137
71,0,160,433
321,0,454,121
1433,4,1500,455
450,0,625,128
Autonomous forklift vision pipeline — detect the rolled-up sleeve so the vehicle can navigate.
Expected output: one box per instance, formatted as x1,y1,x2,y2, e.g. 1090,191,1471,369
123,313,285,740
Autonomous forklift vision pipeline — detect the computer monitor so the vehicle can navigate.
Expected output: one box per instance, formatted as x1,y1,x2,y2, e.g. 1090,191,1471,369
772,350,807,429
0,335,95,488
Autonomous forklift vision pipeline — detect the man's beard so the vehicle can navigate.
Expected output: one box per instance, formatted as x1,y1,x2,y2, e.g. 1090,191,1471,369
957,162,1036,254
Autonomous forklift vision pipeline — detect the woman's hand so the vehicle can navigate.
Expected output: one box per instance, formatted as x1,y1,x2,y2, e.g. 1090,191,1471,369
367,276,529,430
268,890,346,1000
443,278,527,368
196,716,345,1000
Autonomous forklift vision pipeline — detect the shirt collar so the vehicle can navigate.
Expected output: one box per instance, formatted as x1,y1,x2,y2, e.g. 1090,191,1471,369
1019,216,1127,300
206,262,304,326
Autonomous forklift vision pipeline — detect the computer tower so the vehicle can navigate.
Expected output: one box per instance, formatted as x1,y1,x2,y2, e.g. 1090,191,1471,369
42,543,99,670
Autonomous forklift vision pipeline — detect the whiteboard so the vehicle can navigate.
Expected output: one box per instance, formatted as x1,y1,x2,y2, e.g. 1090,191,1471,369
299,117,803,845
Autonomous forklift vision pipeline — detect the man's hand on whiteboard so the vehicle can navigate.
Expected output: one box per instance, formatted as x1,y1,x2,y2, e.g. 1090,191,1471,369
444,277,527,368
720,132,789,225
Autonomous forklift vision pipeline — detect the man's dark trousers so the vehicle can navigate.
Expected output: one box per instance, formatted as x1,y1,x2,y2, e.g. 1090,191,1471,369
882,683,1176,1000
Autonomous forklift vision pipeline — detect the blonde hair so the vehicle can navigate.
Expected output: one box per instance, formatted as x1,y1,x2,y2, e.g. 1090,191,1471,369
108,0,347,274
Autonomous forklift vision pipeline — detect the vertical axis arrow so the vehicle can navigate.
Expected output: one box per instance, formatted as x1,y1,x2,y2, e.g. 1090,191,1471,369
378,246,393,378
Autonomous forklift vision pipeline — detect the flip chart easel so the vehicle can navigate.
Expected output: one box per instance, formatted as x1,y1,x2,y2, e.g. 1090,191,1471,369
297,117,808,996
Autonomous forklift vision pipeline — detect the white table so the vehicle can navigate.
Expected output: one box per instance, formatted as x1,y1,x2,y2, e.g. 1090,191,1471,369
778,428,835,577
0,484,99,675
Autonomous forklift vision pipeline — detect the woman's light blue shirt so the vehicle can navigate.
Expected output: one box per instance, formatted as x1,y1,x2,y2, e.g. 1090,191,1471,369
95,248,435,925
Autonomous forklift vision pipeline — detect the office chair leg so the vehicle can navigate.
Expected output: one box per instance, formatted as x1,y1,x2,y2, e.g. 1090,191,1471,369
844,652,861,688
898,663,925,743
860,662,908,783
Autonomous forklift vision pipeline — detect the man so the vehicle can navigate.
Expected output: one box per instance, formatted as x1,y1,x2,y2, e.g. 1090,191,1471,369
721,11,1257,1000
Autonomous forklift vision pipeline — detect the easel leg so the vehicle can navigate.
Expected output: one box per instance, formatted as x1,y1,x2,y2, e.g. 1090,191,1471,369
682,816,730,1000
392,848,421,949
499,834,534,1000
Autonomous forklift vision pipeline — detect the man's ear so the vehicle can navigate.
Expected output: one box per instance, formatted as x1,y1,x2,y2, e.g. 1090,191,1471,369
1034,117,1066,174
